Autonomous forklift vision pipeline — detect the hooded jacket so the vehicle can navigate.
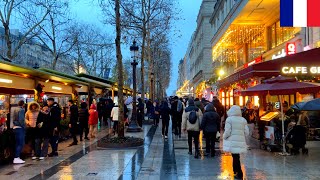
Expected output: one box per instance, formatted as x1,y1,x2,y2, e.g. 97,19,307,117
36,108,51,138
89,104,99,125
49,102,61,131
223,105,249,154
25,102,40,128
200,103,221,133
182,100,203,131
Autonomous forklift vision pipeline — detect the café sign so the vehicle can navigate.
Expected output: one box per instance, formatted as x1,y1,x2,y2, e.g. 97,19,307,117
282,66,320,74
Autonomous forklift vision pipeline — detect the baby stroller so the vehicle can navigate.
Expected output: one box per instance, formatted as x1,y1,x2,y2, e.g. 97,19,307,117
285,124,308,155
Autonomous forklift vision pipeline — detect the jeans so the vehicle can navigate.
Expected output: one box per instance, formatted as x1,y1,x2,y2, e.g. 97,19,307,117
205,132,217,154
162,118,169,136
176,119,182,136
13,128,25,158
35,138,49,157
50,135,59,153
113,121,118,133
232,153,243,177
188,131,200,153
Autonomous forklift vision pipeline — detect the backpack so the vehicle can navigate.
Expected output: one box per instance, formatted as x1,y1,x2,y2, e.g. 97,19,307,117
188,109,198,124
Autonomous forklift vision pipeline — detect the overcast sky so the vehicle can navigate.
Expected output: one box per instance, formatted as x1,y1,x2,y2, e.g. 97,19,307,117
70,0,202,96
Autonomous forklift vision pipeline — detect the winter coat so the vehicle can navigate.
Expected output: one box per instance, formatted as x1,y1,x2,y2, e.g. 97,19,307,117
182,105,203,132
69,104,79,126
25,102,40,128
78,108,89,125
89,104,99,125
36,110,51,138
200,104,221,133
49,102,61,131
160,102,171,120
111,106,119,121
223,105,249,154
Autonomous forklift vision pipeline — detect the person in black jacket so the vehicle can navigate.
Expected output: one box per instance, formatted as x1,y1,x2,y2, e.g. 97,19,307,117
105,99,114,129
160,100,171,138
47,98,61,157
200,103,221,157
97,99,106,126
212,96,225,130
35,105,50,160
78,102,89,141
137,98,144,127
68,100,79,146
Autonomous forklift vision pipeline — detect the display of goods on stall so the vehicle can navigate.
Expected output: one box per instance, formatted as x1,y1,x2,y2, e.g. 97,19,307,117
35,83,45,103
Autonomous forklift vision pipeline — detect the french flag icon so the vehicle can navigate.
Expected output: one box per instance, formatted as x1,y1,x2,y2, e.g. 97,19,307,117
280,0,320,27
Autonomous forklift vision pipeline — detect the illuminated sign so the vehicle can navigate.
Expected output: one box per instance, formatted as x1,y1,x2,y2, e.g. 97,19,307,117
286,43,296,55
244,56,262,68
52,86,62,90
282,66,320,74
0,78,12,83
272,49,286,60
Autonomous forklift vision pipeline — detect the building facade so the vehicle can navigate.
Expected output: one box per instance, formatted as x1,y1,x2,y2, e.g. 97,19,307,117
210,0,320,109
177,0,217,98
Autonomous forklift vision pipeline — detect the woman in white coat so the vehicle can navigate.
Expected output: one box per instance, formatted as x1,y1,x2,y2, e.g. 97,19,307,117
223,105,249,180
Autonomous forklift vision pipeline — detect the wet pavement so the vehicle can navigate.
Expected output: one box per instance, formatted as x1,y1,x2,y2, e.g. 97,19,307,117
1,120,320,180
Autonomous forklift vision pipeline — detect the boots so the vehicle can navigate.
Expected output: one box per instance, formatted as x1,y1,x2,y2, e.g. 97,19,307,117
194,151,199,159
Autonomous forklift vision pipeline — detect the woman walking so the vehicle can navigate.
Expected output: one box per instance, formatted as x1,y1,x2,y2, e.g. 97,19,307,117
223,105,249,179
160,100,170,139
35,105,50,160
25,102,40,160
89,104,99,138
110,102,119,135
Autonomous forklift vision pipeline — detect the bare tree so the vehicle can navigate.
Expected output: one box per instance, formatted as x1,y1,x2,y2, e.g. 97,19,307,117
35,0,75,69
0,0,56,61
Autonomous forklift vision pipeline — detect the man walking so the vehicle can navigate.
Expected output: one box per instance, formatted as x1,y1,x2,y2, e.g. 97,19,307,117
68,100,79,146
47,98,61,157
11,100,26,164
182,99,203,159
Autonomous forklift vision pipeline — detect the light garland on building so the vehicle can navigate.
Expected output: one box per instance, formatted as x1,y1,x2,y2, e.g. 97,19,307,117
212,25,265,62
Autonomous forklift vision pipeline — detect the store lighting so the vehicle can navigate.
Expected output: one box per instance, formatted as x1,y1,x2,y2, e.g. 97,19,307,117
45,79,49,83
0,78,12,83
239,96,244,106
219,69,225,76
23,94,27,99
52,86,62,90
64,83,68,85
254,96,260,107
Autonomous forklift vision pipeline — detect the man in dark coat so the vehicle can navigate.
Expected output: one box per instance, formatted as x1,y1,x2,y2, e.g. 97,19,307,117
68,100,79,146
212,96,225,130
170,96,179,135
47,98,61,157
97,99,106,126
200,103,220,157
137,98,144,127
78,102,89,141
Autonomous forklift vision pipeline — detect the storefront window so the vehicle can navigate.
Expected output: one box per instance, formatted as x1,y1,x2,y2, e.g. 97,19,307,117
10,94,34,104
270,21,300,49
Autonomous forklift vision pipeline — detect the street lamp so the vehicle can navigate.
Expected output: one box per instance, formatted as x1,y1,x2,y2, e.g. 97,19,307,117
150,72,154,101
127,40,142,132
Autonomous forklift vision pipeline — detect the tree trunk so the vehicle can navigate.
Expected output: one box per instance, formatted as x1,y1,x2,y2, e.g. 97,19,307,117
115,0,124,137
140,26,146,116
4,24,13,60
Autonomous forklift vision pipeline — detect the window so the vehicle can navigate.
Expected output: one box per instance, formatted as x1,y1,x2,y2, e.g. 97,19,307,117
270,21,300,49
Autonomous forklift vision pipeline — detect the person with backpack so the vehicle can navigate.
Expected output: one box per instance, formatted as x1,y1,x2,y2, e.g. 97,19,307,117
200,103,221,157
10,100,26,164
160,100,171,139
182,99,203,159
223,105,249,179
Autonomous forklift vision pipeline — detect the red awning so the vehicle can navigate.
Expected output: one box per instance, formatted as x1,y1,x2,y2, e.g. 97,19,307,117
217,47,320,88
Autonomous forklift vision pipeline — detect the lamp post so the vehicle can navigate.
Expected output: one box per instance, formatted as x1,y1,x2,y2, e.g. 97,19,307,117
150,72,154,101
127,40,142,132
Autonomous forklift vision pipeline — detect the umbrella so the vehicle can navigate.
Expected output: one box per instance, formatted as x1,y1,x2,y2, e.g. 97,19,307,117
292,98,320,111
241,76,320,155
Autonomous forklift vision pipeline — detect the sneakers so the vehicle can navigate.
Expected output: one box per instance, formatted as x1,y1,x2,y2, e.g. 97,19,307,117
39,157,45,160
13,158,25,164
165,136,168,139
32,156,38,160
